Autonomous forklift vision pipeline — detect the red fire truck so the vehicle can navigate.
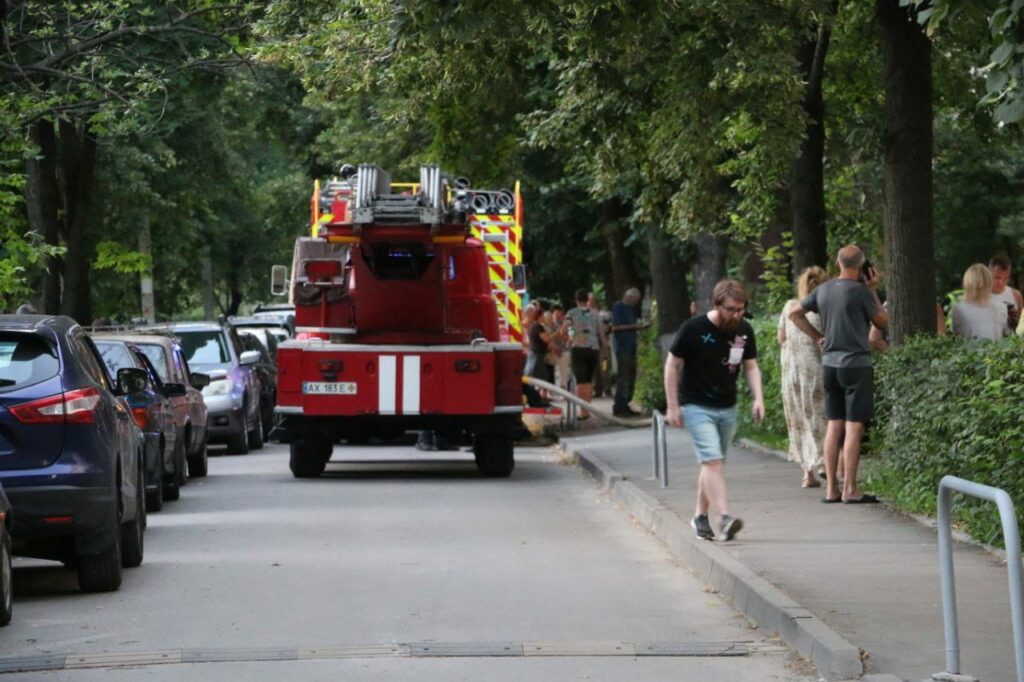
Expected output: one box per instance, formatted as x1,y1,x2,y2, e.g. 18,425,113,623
271,165,525,478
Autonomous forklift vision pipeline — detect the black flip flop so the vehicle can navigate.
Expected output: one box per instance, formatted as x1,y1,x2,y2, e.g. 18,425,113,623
821,497,841,504
843,494,880,504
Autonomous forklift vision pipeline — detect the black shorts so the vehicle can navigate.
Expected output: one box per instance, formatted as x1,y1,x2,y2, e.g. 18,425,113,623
570,348,599,384
823,366,874,423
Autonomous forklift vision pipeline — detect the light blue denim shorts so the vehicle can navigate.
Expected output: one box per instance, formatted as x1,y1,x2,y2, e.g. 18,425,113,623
681,403,738,464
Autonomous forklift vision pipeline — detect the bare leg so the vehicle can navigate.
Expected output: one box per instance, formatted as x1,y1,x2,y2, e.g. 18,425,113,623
577,382,594,417
695,461,728,518
841,421,866,500
823,420,844,500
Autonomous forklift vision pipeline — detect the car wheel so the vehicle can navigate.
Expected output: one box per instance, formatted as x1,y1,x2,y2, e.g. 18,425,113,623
289,437,331,478
187,432,209,478
473,434,515,478
121,465,145,569
163,437,183,501
0,528,12,626
77,515,123,593
146,441,165,512
226,418,250,455
248,410,264,450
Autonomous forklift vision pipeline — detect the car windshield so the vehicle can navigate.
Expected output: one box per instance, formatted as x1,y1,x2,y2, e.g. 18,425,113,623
178,330,229,364
94,341,136,377
135,344,170,381
0,333,59,392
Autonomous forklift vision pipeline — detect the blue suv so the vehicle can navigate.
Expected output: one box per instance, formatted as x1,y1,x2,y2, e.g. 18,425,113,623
0,315,147,592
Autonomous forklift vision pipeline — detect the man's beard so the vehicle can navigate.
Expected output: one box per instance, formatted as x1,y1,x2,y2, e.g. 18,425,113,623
719,316,741,332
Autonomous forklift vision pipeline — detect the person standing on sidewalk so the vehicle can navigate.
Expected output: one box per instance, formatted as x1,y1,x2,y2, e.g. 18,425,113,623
611,287,649,417
664,279,765,541
788,245,888,504
561,289,602,419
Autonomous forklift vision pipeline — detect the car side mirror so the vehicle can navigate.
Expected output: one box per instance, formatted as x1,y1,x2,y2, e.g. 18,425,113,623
239,350,260,366
190,372,210,389
271,265,289,297
117,367,149,395
163,382,187,398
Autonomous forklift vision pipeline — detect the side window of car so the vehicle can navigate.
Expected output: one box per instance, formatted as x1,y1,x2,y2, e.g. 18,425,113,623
227,328,243,359
73,333,112,391
174,348,193,386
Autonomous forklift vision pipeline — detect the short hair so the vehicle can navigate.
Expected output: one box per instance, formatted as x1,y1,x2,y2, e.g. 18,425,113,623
989,254,1011,271
712,279,748,307
624,287,641,300
575,289,589,304
796,266,829,300
837,246,865,270
551,303,564,313
963,263,993,304
15,303,38,315
536,299,551,312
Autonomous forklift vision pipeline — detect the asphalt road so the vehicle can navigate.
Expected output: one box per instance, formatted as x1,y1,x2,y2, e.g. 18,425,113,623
1,443,815,681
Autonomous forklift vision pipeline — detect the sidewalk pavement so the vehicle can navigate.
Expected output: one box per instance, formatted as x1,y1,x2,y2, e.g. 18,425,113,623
556,397,1018,681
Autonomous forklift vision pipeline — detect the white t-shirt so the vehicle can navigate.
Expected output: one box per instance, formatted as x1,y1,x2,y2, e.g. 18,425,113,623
952,300,1008,341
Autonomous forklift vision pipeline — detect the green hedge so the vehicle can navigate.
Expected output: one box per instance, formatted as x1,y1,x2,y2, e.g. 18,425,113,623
869,335,1024,547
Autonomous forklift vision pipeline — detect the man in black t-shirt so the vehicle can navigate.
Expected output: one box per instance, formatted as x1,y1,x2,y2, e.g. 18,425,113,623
664,279,765,542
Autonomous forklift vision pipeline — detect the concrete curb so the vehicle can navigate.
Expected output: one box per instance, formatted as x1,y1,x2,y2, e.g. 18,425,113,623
562,444,866,681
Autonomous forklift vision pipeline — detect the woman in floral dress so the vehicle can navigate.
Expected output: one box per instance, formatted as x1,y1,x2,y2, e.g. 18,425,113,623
777,266,829,488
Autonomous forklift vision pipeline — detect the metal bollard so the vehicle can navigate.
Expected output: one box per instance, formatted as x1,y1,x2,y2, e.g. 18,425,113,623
933,475,1024,682
650,410,668,488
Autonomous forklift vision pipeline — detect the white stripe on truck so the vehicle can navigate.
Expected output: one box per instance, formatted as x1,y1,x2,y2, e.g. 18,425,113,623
402,355,420,415
379,355,396,414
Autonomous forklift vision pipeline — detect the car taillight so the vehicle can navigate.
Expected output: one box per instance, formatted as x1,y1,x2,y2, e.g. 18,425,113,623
131,407,149,429
9,387,102,424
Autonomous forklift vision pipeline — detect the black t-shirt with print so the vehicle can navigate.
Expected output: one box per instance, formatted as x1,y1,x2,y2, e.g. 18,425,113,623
669,314,757,408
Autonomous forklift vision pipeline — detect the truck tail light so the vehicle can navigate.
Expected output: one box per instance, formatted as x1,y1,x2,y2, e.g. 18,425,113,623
9,387,102,424
131,408,150,429
494,350,524,406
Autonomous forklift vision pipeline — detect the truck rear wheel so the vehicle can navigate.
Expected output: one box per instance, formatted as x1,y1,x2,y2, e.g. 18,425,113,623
474,435,514,478
289,437,331,479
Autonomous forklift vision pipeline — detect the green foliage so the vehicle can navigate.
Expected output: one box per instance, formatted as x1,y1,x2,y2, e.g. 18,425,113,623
867,334,1024,547
736,316,788,446
94,242,151,275
634,321,667,413
754,232,795,315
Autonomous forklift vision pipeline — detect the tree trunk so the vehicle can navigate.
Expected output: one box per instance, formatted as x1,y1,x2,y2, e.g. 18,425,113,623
24,119,62,313
648,233,690,336
57,120,97,324
692,232,729,314
878,0,935,344
201,249,215,319
599,198,640,305
139,215,155,323
790,11,833,273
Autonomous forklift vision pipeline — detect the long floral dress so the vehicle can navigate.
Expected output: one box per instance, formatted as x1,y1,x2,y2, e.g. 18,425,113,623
778,299,826,473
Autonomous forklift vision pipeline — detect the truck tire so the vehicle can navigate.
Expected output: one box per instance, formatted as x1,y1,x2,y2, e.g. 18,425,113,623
290,437,331,479
474,435,515,478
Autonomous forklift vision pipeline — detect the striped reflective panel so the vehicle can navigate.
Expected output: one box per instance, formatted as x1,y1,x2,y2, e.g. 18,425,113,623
378,355,396,414
402,356,420,415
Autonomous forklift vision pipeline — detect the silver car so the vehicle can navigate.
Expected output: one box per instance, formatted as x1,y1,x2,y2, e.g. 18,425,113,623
169,321,263,454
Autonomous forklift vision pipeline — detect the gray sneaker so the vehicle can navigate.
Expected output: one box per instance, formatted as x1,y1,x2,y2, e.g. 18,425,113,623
719,514,743,541
690,514,715,541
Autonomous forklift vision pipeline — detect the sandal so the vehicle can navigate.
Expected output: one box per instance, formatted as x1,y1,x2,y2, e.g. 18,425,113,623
843,494,880,504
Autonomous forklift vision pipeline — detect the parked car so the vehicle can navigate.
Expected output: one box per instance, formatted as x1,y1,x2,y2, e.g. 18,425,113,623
169,321,262,454
0,315,147,592
93,338,177,512
251,303,295,337
93,331,210,484
0,482,11,626
236,331,276,438
230,317,282,357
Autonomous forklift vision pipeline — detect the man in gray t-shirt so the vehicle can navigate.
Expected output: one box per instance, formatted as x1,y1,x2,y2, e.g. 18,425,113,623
789,245,887,505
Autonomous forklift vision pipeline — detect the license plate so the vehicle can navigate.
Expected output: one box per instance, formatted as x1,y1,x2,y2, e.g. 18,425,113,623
302,381,357,395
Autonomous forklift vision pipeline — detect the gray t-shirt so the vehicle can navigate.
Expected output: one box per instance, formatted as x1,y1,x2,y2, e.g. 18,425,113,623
951,300,1007,341
564,306,602,350
800,279,880,368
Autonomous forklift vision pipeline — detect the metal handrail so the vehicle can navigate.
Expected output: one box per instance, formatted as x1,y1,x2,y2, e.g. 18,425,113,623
935,475,1023,682
650,410,668,488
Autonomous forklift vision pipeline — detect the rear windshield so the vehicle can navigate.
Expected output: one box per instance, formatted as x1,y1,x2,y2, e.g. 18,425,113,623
179,331,229,364
0,333,59,392
94,341,135,377
135,344,170,381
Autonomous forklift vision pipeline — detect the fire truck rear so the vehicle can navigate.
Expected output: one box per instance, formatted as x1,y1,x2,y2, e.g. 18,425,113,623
272,165,525,478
